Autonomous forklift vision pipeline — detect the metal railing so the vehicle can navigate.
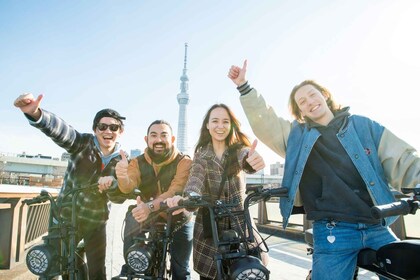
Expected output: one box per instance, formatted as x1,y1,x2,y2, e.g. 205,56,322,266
0,185,58,269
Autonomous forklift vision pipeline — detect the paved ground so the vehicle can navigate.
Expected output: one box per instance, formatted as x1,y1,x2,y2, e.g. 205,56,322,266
0,201,379,279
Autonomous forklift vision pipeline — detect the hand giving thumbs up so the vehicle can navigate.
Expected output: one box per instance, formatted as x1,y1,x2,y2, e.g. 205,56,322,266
246,139,265,172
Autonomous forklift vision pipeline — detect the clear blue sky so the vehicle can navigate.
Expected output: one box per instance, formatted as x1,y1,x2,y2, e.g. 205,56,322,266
1,0,419,167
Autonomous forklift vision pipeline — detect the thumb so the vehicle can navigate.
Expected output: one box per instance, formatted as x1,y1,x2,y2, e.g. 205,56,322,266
119,150,128,163
242,59,248,71
249,139,258,156
35,94,43,105
136,196,143,205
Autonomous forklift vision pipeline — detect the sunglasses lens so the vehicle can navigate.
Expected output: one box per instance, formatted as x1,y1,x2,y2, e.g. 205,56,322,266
97,123,120,131
109,124,120,131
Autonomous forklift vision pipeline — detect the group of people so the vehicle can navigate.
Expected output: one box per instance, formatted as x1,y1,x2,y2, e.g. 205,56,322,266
14,60,419,280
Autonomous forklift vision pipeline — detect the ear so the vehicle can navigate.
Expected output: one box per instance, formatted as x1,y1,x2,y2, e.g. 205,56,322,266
144,136,148,144
206,123,209,130
171,135,176,144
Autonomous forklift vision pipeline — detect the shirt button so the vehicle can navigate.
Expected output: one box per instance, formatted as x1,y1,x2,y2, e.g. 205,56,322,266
355,154,359,159
370,182,375,186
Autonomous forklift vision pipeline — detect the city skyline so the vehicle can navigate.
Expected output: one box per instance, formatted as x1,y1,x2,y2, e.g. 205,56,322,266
1,1,419,166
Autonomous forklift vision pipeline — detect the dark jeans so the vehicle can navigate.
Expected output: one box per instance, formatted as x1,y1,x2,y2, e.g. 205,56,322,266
123,211,193,280
78,223,107,280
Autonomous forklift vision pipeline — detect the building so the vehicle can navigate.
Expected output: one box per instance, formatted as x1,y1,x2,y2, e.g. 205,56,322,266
270,161,285,176
176,43,190,154
130,149,142,158
0,153,67,187
61,152,71,161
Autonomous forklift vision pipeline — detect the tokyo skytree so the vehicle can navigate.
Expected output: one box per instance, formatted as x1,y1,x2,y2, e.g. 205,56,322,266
176,43,190,154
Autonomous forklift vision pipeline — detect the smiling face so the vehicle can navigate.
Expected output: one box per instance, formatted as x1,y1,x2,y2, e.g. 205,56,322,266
206,107,231,144
294,84,334,126
145,123,175,155
94,117,123,154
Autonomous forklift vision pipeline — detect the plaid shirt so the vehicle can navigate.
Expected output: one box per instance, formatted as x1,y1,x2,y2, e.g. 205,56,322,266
185,143,259,278
28,109,122,230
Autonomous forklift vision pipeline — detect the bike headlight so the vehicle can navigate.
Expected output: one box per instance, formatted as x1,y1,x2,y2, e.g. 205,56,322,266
125,243,155,273
229,256,269,280
26,244,59,276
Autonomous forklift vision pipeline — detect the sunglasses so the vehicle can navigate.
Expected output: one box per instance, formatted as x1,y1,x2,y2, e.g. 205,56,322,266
96,123,121,132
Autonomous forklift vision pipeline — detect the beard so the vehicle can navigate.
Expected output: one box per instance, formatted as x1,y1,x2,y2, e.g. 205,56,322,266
147,144,173,164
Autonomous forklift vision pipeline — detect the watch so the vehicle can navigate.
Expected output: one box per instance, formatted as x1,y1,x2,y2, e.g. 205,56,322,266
146,201,155,212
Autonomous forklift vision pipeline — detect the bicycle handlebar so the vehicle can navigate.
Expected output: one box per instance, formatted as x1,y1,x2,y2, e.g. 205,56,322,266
371,186,420,219
371,199,420,219
23,190,51,205
23,179,121,206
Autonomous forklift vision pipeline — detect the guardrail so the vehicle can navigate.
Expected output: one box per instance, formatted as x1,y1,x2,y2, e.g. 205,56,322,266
0,185,58,269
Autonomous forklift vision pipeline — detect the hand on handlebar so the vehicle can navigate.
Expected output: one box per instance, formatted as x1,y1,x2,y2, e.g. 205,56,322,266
165,195,187,215
97,176,117,193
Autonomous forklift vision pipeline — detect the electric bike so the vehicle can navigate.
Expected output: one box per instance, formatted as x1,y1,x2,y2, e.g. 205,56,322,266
111,193,190,280
23,182,111,280
168,185,289,280
305,185,420,280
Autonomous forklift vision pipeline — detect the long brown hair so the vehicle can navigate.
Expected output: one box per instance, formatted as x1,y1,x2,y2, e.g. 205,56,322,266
288,80,342,123
195,103,251,153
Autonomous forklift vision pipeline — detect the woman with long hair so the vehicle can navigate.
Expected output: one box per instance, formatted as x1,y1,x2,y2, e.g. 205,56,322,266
167,103,267,280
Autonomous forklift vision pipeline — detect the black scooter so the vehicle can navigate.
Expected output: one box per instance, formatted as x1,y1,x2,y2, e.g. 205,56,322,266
305,185,420,280
23,182,109,280
168,185,289,280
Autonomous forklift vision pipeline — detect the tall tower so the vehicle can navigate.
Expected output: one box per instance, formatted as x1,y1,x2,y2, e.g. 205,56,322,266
177,43,190,154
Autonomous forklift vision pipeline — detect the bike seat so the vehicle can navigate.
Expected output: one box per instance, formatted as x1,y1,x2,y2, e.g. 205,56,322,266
376,240,420,279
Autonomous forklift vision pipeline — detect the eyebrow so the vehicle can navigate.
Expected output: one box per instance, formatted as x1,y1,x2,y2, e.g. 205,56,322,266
149,131,169,135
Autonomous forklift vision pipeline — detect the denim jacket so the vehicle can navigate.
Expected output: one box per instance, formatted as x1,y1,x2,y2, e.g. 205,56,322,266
239,87,420,228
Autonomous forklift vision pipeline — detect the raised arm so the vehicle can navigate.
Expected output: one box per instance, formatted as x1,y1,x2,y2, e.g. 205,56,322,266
228,60,292,158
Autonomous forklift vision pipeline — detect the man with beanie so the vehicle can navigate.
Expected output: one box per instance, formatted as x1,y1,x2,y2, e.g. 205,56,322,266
14,93,126,280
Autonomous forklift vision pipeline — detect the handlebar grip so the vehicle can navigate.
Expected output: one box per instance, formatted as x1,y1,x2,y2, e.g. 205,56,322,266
160,201,169,211
371,200,410,219
178,199,186,206
269,187,288,197
23,196,48,205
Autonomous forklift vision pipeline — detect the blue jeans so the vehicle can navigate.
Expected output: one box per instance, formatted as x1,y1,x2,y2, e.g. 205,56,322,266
123,213,193,280
311,220,399,280
171,220,193,280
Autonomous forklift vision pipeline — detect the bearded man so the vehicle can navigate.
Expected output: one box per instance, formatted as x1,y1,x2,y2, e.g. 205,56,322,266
110,120,193,280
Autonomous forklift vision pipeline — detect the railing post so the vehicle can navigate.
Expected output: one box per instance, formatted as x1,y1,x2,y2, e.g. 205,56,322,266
257,200,268,224
0,198,23,269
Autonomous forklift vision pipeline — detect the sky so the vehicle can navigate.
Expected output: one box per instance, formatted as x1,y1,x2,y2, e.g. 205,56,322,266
1,0,419,169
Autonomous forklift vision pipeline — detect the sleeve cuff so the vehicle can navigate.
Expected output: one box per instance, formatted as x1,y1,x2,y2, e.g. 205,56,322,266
237,81,252,96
